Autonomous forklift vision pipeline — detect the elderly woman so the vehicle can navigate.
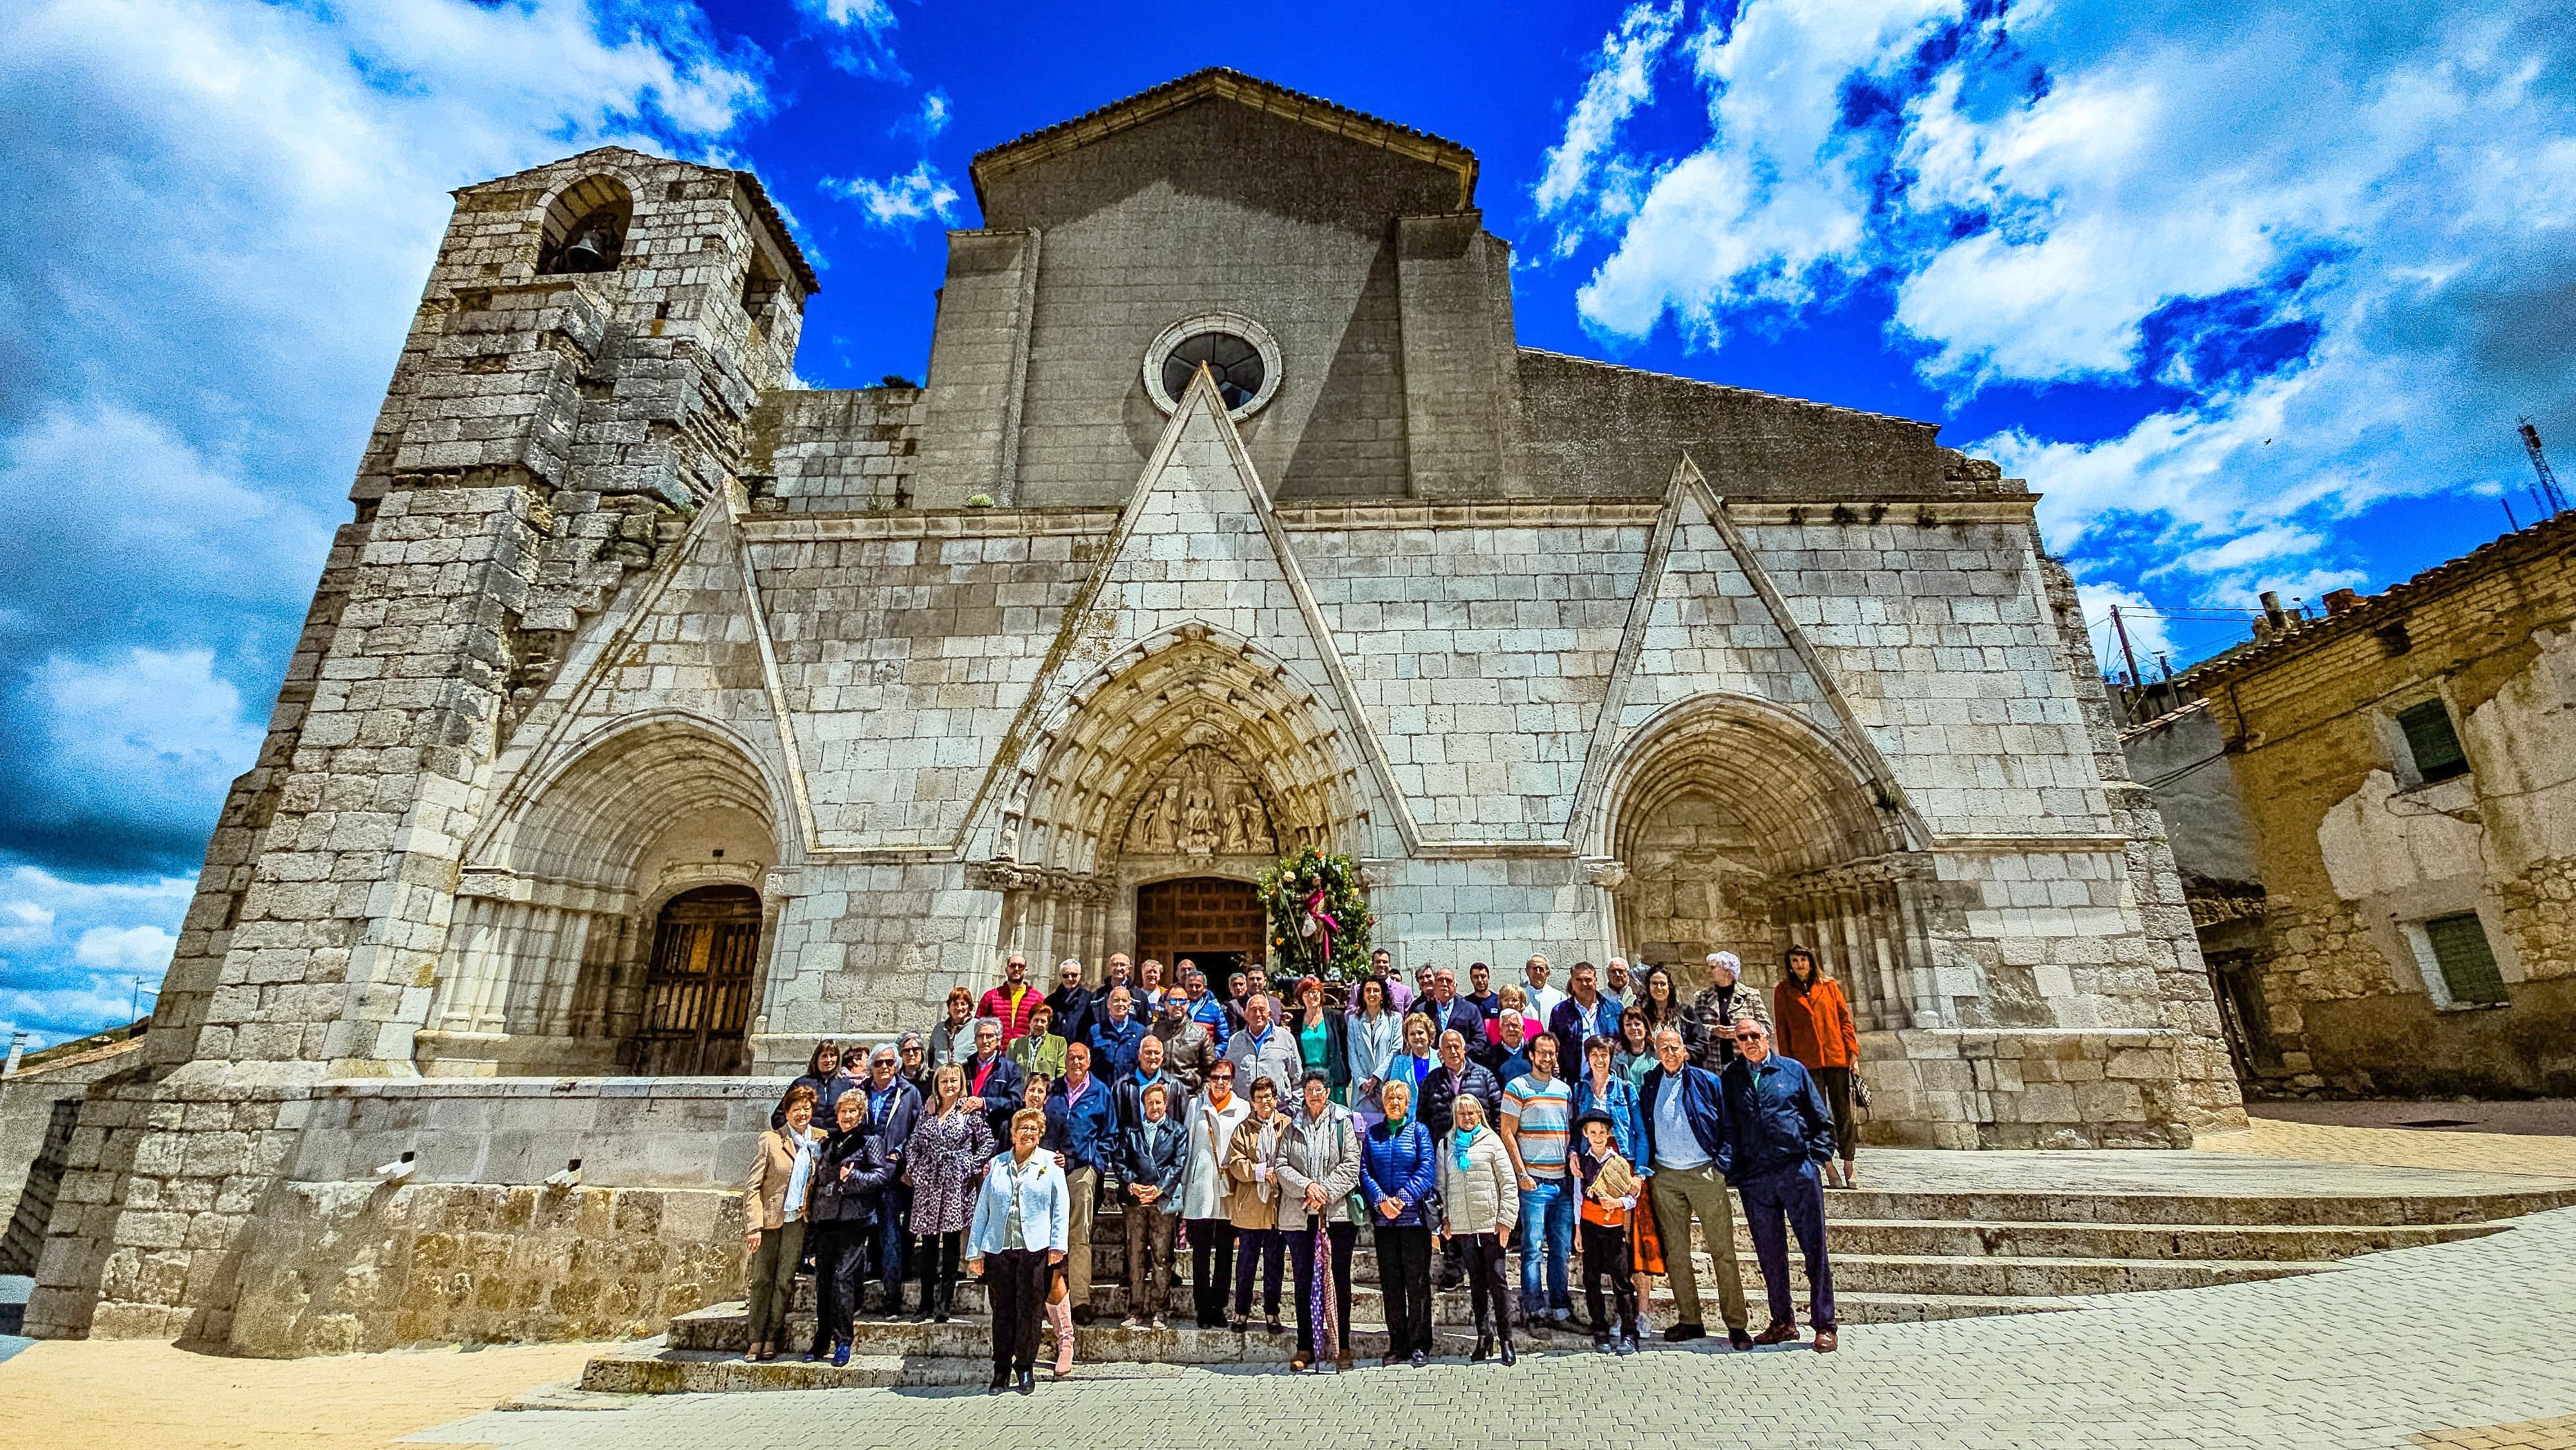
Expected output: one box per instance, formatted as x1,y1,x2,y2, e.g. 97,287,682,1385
967,1106,1070,1395
1384,1014,1437,1127
807,1090,896,1365
903,1062,994,1324
1008,1002,1070,1081
742,1083,826,1362
1179,1059,1254,1328
1361,1078,1438,1368
1224,1075,1293,1333
1119,1079,1188,1330
1344,976,1401,1124
1438,1092,1519,1365
1276,1069,1363,1371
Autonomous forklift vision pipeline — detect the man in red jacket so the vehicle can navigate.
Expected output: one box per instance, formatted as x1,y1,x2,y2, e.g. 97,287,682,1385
980,953,1043,1042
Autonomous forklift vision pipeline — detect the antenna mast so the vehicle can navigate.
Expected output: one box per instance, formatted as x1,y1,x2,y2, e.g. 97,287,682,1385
2519,417,2569,517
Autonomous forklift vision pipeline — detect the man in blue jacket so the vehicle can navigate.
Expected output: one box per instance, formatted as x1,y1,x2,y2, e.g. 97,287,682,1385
857,1043,923,1316
1045,1040,1119,1323
1088,984,1149,1080
1636,1024,1754,1348
1721,1017,1840,1352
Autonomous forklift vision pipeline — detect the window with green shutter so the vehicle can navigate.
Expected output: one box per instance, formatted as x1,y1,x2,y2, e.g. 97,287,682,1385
2423,912,2507,1006
2395,700,2469,783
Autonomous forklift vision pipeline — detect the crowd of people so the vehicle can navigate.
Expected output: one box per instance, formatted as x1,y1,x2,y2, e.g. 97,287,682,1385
743,943,1861,1393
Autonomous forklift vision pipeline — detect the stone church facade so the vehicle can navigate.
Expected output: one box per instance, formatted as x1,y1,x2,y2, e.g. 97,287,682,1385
28,71,2240,1348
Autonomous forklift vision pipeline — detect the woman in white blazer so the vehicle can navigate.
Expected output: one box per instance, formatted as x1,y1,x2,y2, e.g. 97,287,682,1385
967,1107,1069,1395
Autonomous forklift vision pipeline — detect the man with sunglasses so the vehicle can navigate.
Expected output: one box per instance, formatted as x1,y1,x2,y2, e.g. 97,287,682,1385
1721,1017,1840,1353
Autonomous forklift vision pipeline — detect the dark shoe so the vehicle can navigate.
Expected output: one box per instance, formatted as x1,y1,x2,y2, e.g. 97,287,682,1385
988,1375,1009,1395
1472,1333,1492,1363
1264,1316,1285,1335
1663,1321,1707,1343
1498,1337,1517,1367
1728,1328,1756,1351
1228,1315,1247,1333
1593,1332,1613,1351
831,1341,851,1368
1016,1368,1036,1395
1409,1350,1427,1369
1071,1305,1095,1327
1549,1308,1575,1329
1615,1333,1638,1356
1380,1354,1401,1368
1754,1321,1799,1345
1814,1327,1837,1353
802,1347,822,1363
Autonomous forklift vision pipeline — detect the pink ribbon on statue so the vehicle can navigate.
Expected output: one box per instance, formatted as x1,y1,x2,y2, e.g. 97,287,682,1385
1300,885,1338,968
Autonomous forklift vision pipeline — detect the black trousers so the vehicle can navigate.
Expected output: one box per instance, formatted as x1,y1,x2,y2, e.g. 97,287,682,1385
915,1230,962,1309
1455,1231,1509,1339
1815,1066,1859,1159
1375,1223,1434,1359
984,1247,1050,1379
1287,1221,1358,1360
1580,1219,1640,1333
808,1219,867,1352
1233,1227,1283,1318
1188,1219,1236,1326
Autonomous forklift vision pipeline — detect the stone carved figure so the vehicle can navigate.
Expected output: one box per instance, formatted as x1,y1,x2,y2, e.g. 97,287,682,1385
1122,745,1281,858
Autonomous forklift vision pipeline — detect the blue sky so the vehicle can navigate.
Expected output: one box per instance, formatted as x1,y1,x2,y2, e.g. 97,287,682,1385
2,0,2571,1048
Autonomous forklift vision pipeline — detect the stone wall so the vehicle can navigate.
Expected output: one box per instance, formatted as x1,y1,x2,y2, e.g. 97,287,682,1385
2189,513,2576,1097
227,1182,742,1357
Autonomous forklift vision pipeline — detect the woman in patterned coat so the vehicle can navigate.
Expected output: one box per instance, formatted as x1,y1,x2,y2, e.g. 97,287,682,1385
904,1061,995,1322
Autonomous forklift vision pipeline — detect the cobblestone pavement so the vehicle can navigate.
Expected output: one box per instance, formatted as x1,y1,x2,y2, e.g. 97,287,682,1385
415,1203,2576,1450
2204,1116,2576,1180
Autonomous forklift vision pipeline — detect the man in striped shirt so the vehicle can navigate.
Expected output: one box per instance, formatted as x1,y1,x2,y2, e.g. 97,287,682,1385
1499,1033,1577,1330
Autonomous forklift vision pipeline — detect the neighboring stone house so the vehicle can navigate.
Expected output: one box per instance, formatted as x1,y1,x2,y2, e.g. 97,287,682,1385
26,70,2239,1353
0,1024,148,1277
2164,513,2576,1098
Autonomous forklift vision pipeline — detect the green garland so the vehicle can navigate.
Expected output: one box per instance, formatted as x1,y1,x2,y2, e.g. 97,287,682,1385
1258,848,1373,983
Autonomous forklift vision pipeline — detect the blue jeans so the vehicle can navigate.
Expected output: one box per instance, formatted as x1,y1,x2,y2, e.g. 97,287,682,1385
1517,1176,1574,1315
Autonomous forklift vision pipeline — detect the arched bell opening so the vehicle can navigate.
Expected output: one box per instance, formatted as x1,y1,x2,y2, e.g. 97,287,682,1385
422,718,784,1076
537,174,633,276
1600,695,1937,1030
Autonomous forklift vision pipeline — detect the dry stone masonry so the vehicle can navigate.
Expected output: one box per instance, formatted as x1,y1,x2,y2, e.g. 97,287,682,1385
26,69,2241,1353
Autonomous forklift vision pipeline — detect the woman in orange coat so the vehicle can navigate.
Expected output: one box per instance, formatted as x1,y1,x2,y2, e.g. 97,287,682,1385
1773,945,1862,1189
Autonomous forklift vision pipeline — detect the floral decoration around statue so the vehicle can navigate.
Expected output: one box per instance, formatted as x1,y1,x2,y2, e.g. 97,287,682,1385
1258,847,1372,983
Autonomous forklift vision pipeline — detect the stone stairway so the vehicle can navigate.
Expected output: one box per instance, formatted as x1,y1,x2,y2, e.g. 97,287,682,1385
578,1176,2566,1393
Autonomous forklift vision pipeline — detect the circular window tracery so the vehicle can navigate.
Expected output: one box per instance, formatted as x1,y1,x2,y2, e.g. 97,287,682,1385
1142,312,1282,421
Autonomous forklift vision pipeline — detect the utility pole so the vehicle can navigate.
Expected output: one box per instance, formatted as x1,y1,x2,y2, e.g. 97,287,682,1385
2110,605,2143,715
2519,418,2568,516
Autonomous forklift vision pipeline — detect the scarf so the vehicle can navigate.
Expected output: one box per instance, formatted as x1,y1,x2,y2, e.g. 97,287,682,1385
1451,1122,1481,1174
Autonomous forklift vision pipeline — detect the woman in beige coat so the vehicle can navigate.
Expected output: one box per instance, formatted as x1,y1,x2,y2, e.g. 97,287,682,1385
1224,1075,1292,1333
743,1082,826,1361
1437,1093,1520,1364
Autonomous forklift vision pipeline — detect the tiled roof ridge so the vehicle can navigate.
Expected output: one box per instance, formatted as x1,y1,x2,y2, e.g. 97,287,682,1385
2184,508,2576,686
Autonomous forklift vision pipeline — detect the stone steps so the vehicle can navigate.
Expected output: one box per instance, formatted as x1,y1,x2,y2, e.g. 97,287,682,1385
580,1180,2566,1393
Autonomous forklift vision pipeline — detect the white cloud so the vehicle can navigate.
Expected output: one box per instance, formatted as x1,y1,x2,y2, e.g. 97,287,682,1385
0,865,196,1048
1533,0,1684,254
806,0,895,34
824,161,963,232
74,924,177,972
1540,0,2576,625
0,0,768,872
904,88,953,142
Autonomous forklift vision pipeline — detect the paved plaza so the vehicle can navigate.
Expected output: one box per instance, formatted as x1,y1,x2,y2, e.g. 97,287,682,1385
410,1205,2576,1450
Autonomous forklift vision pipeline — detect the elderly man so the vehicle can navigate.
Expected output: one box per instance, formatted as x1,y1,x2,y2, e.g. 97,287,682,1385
1113,1030,1180,1138
1179,961,1229,1034
1416,965,1484,1048
1149,988,1218,1095
858,1042,923,1315
1224,992,1302,1100
1045,957,1099,1049
1602,957,1631,1006
1419,1028,1501,1292
1546,960,1622,1068
1103,952,1134,999
979,952,1045,1042
961,1017,1025,1144
1522,954,1567,1032
1045,1040,1118,1323
1088,984,1148,1080
1685,950,1773,1069
1638,1024,1753,1348
1484,1008,1537,1084
1722,1017,1840,1352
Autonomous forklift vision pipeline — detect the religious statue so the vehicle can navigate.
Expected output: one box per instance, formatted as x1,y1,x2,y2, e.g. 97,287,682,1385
1182,780,1217,856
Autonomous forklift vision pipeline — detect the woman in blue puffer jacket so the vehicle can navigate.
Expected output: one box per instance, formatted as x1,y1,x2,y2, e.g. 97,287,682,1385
1361,1078,1439,1367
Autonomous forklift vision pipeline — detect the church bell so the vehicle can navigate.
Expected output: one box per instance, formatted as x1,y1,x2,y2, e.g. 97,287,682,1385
563,227,615,273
